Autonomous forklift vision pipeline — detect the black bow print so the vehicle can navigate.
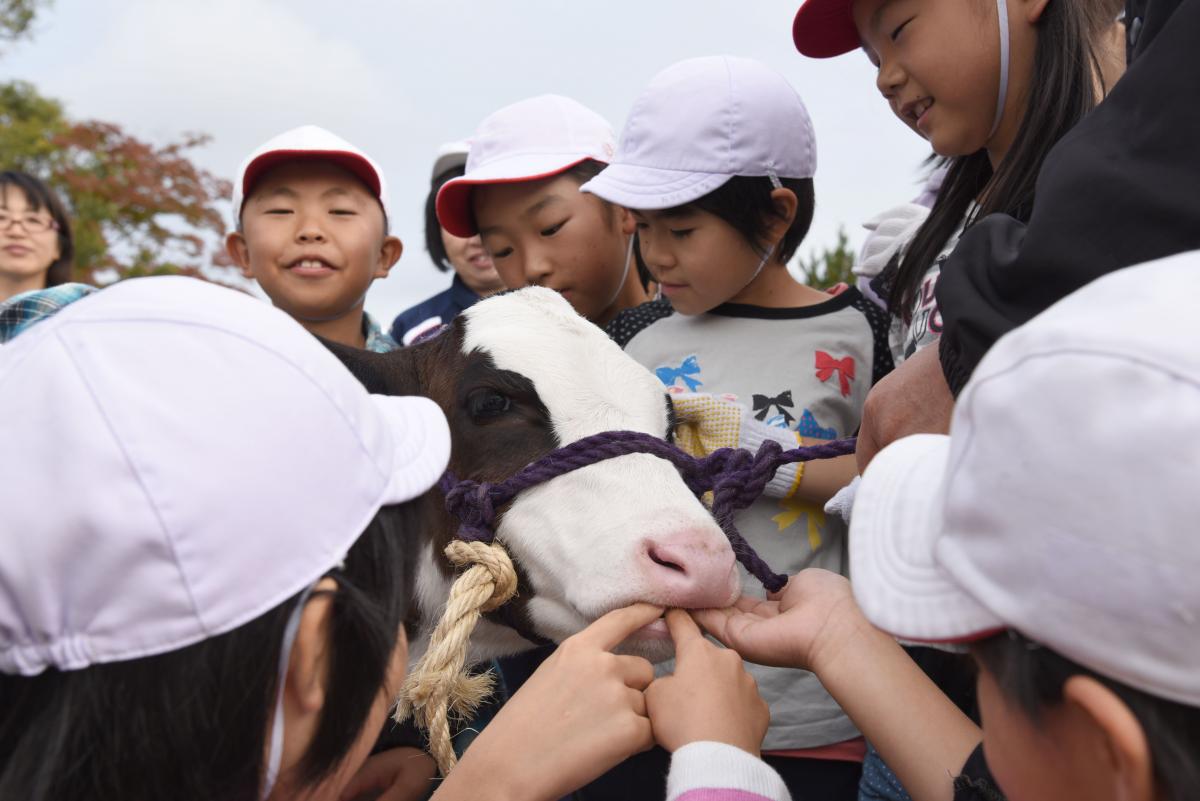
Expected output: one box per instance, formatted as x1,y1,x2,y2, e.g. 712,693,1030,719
752,390,795,426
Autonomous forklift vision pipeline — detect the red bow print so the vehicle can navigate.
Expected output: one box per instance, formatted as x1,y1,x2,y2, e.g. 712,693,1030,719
815,351,855,397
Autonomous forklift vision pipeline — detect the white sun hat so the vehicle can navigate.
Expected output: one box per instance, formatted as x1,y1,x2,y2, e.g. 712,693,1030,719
232,124,393,231
0,275,449,677
581,55,816,210
850,249,1200,707
436,94,616,238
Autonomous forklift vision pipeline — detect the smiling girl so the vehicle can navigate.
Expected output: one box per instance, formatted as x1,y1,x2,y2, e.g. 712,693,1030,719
0,171,74,303
793,0,1100,363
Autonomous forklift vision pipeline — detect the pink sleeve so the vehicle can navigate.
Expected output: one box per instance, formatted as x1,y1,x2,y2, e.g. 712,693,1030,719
666,742,791,801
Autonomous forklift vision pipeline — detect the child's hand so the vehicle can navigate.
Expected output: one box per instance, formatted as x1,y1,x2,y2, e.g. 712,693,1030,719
432,604,662,801
644,609,769,756
340,747,436,801
691,569,866,675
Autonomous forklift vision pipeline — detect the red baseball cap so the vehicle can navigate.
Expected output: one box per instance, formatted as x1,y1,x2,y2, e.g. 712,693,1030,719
792,0,861,59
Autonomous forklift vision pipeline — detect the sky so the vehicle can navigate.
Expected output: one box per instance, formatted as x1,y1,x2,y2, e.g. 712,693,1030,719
5,0,933,324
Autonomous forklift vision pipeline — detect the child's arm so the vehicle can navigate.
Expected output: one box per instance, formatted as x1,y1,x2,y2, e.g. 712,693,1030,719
428,604,661,801
693,570,981,801
670,393,855,505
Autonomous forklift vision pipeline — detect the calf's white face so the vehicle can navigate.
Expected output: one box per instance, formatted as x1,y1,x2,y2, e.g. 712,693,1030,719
435,287,739,663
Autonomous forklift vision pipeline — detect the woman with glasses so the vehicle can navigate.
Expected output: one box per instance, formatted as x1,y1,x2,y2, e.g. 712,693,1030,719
0,171,74,303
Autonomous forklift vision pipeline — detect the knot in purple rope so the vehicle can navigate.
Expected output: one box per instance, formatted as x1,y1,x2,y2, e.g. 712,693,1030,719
441,476,499,543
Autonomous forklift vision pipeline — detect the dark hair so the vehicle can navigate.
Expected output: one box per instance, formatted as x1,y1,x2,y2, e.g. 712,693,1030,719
889,0,1098,320
974,633,1200,801
686,175,816,265
426,164,467,272
0,502,422,801
0,170,75,287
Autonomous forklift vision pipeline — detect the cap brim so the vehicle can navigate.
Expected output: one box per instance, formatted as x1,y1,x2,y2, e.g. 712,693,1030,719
243,150,382,198
436,153,594,238
580,164,734,210
850,434,1004,643
792,0,861,58
371,394,452,505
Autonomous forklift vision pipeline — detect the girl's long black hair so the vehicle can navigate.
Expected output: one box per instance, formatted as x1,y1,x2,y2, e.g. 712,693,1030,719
889,0,1099,319
0,502,422,801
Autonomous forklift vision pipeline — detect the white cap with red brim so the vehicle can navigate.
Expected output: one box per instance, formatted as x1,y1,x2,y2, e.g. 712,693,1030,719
436,94,615,238
232,124,392,231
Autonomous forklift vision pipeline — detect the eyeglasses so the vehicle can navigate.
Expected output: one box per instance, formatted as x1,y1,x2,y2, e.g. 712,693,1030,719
0,213,60,234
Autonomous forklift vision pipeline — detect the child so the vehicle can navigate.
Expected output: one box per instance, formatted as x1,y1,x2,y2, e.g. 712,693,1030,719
793,0,1101,364
0,276,797,801
226,125,403,352
390,140,507,346
584,55,893,799
435,94,651,328
0,276,449,801
0,170,76,303
695,250,1200,801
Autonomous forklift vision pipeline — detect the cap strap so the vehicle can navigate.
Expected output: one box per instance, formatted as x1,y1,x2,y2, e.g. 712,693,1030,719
261,583,316,800
990,0,1011,138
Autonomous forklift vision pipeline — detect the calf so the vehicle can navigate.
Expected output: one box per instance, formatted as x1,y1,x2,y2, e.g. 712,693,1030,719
327,287,738,663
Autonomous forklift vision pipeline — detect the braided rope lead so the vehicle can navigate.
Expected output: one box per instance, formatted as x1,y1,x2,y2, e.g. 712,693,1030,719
394,540,518,776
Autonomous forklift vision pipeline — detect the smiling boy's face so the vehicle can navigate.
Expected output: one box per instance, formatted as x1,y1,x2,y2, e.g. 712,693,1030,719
228,160,401,325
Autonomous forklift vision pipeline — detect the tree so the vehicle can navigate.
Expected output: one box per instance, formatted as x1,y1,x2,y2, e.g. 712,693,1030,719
796,226,855,291
1,80,234,285
1,0,47,48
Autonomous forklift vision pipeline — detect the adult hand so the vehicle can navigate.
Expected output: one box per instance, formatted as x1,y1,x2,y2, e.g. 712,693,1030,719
432,604,662,801
855,343,953,473
645,610,769,756
340,747,437,801
691,569,865,675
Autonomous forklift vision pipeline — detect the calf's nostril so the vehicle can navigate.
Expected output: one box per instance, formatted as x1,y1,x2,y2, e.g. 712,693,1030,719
647,546,687,575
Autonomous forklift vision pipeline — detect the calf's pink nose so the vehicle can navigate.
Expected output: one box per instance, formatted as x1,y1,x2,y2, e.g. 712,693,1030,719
642,530,738,608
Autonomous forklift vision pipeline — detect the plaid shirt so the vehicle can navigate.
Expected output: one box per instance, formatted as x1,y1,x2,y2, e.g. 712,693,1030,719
363,312,399,353
0,283,97,344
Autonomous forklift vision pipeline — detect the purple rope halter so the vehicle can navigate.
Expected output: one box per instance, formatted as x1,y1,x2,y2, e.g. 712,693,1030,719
438,431,856,594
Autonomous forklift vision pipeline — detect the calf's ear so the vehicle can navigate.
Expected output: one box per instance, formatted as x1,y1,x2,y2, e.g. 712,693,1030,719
317,336,421,397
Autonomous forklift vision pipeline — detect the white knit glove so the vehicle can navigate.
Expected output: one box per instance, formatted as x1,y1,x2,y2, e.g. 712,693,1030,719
854,202,930,280
668,392,803,499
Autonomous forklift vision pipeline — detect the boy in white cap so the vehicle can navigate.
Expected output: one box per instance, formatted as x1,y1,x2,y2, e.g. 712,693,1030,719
226,125,403,352
694,250,1200,801
436,95,651,328
582,55,893,799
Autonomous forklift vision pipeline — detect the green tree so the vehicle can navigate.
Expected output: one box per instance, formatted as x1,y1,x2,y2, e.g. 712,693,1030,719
1,80,234,285
797,226,855,291
1,0,47,47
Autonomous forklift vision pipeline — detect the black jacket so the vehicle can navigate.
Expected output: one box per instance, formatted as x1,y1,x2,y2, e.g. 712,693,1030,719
937,0,1200,394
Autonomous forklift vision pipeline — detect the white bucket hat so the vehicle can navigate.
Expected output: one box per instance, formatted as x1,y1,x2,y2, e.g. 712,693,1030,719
581,55,816,210
850,250,1200,707
0,275,449,677
232,124,393,231
436,94,616,238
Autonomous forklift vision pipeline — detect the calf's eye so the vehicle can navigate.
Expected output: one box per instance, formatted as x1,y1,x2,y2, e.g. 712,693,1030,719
467,389,512,420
